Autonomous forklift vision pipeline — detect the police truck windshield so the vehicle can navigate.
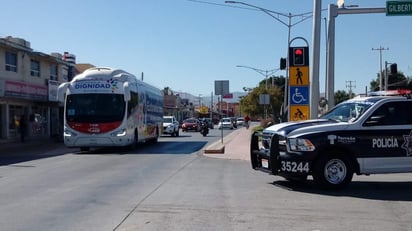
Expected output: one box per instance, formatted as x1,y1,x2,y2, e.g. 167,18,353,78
320,101,373,122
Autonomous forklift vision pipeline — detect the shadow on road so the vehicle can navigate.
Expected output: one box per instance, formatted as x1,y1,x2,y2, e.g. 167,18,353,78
0,152,64,167
0,140,208,166
75,141,208,155
271,179,412,201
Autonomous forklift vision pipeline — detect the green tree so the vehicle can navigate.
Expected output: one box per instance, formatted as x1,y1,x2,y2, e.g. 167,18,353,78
334,90,350,105
370,69,409,91
240,76,285,121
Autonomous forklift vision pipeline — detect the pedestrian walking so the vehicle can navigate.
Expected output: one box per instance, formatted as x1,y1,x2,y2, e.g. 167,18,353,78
19,115,26,142
244,115,250,129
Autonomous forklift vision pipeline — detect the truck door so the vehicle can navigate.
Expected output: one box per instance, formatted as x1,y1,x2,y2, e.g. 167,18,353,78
358,101,412,174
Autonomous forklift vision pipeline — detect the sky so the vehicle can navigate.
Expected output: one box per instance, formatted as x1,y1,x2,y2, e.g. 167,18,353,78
1,0,411,97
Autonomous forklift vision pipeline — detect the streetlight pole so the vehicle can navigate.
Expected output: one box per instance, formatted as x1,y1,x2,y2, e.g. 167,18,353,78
225,1,313,120
311,0,322,119
236,65,280,119
236,65,279,89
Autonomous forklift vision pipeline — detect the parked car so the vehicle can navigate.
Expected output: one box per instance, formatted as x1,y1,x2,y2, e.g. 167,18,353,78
217,117,234,129
236,117,245,126
181,118,200,132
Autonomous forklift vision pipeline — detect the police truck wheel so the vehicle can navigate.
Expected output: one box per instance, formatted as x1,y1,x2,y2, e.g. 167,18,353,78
313,153,353,190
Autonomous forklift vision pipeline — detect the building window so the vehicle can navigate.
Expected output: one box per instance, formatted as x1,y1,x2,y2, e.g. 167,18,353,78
50,64,58,80
62,66,68,81
31,59,40,77
5,51,17,72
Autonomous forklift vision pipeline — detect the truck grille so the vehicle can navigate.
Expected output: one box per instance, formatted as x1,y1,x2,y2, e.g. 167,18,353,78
262,132,286,152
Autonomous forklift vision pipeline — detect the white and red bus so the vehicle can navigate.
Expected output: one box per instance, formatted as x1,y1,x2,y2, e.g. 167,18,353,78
57,67,163,151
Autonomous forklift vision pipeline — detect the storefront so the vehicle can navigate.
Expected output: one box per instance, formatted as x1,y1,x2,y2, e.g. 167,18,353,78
0,79,59,141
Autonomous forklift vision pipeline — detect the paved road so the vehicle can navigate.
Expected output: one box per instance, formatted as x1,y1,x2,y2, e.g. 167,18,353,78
0,125,411,231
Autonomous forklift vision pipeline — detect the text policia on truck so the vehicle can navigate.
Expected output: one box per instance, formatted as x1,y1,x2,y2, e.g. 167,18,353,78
57,67,163,151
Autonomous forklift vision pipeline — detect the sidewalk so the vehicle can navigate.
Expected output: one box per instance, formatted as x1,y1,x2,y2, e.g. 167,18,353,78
203,126,254,161
0,137,68,156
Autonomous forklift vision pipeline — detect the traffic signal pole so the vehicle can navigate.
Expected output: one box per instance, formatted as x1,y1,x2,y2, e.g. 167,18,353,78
310,0,322,119
326,4,385,109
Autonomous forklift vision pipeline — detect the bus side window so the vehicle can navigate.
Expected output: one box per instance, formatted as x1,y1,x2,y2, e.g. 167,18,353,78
128,91,138,116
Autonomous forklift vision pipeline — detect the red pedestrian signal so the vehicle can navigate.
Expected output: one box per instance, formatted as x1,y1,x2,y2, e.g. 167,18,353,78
289,46,308,66
293,48,304,66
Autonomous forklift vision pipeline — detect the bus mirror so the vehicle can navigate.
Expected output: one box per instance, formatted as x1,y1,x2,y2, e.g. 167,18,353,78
57,82,70,102
123,82,131,101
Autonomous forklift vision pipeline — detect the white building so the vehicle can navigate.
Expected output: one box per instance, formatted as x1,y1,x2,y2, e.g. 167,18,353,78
0,36,73,141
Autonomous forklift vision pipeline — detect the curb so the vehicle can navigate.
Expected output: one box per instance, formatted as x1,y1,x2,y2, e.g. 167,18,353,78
204,144,225,154
203,128,244,154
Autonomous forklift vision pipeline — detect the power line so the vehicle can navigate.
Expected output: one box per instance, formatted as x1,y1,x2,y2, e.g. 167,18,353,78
346,80,356,97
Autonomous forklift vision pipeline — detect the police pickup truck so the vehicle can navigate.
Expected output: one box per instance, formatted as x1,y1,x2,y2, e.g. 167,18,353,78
251,96,412,189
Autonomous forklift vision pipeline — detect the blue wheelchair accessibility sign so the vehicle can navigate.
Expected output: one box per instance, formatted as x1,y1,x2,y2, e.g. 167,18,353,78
290,86,309,105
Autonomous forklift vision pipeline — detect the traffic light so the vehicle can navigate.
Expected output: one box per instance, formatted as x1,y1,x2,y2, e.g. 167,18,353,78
293,48,304,66
280,58,286,70
390,63,397,74
289,47,308,66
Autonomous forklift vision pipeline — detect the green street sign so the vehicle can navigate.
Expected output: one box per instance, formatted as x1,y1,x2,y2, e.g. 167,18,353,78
386,1,412,16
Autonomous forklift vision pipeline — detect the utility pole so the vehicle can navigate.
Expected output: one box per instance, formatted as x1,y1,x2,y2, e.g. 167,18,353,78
346,80,356,98
311,0,322,119
372,46,389,91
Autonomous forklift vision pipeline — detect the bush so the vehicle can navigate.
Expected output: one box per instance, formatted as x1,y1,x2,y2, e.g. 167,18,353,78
252,125,263,132
260,118,275,128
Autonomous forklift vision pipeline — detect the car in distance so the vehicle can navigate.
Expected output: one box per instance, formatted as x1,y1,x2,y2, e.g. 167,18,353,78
181,118,200,132
162,116,179,136
236,117,245,126
217,117,234,129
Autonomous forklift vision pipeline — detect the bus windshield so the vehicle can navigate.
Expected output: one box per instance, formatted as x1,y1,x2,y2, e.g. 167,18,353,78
66,94,125,123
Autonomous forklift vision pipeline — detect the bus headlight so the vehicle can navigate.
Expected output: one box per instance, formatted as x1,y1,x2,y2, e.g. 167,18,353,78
288,138,315,152
64,128,78,137
111,128,127,137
